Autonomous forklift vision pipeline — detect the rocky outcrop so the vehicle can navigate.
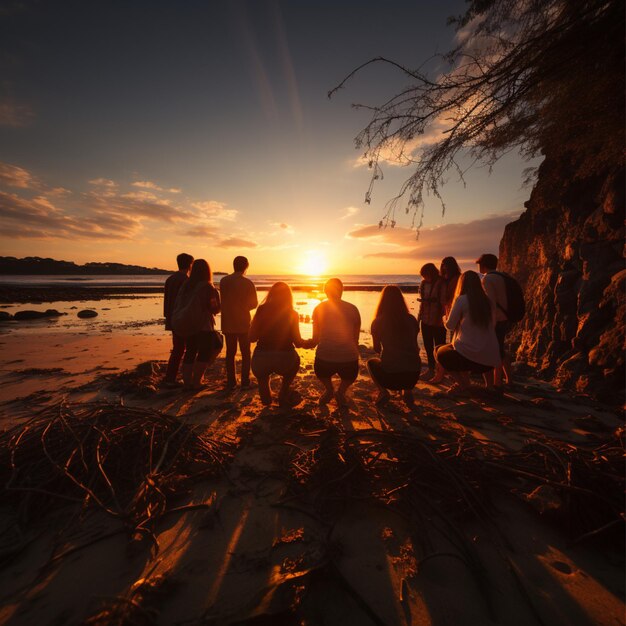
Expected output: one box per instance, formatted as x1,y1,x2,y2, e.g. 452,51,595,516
499,156,624,403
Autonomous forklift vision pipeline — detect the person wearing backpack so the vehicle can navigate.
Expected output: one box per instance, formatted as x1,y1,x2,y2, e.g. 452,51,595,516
476,253,520,388
173,259,222,390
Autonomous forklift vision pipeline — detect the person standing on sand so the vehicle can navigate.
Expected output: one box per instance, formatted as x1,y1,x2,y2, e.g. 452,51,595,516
368,285,421,406
249,282,307,407
219,256,258,390
162,252,194,388
176,259,221,390
430,256,462,384
476,253,513,388
309,278,361,407
434,271,500,394
417,263,446,381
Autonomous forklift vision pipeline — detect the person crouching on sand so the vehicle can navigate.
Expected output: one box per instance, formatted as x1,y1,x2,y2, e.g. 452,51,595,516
249,282,307,407
368,285,421,406
162,252,194,388
177,259,221,390
434,271,500,394
309,278,361,407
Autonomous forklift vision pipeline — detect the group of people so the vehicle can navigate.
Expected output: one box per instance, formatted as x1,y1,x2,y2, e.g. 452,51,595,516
162,251,514,406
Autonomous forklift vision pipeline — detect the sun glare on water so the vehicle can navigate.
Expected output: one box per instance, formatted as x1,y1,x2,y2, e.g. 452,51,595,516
299,250,328,277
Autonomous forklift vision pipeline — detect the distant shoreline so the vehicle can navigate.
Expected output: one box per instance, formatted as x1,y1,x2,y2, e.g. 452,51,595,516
0,283,419,304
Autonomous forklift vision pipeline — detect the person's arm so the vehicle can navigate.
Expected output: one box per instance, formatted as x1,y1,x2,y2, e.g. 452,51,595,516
249,308,261,343
309,306,320,347
371,318,382,354
352,306,361,345
209,286,221,315
248,283,258,311
291,311,307,348
444,296,463,331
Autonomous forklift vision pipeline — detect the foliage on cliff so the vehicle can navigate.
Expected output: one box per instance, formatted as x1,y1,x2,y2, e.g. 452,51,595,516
331,0,624,229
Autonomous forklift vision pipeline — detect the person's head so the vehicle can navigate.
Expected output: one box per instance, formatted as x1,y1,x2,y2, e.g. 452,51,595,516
233,256,249,273
324,278,343,300
188,259,212,286
475,253,498,274
454,270,492,328
177,253,194,272
440,256,462,280
375,285,409,320
420,262,439,283
263,281,293,313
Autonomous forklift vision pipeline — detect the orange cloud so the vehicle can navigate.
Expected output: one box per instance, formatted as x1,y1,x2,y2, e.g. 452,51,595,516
0,162,33,188
218,237,258,249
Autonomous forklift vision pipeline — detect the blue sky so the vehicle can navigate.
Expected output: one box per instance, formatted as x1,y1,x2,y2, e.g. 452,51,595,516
0,1,535,273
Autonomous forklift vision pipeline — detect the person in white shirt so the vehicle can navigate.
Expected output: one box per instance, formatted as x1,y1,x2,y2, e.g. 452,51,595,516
476,253,512,388
219,256,258,389
435,271,500,393
309,278,361,406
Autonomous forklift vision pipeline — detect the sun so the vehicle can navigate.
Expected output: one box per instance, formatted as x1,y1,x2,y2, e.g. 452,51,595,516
299,250,328,277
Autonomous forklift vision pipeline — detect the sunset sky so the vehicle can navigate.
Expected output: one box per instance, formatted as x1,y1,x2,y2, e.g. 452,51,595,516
0,1,535,275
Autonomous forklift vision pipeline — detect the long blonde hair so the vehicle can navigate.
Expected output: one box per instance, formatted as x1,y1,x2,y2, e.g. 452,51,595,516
454,271,492,328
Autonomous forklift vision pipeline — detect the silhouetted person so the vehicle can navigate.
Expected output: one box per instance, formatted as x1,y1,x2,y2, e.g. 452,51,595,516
249,282,306,407
476,253,513,387
430,256,462,384
368,285,421,406
418,263,446,380
162,252,193,387
175,259,221,389
309,278,361,406
220,256,258,390
435,271,500,393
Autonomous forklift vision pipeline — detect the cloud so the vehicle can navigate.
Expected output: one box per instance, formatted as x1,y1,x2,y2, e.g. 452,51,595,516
359,211,522,264
181,226,217,237
0,162,33,188
0,98,34,127
269,221,294,234
88,178,117,188
168,188,182,194
121,190,161,202
132,180,163,191
192,200,238,221
217,237,258,249
340,206,360,220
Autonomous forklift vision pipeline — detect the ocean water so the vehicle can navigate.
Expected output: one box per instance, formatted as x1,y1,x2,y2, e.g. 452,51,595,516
0,273,420,289
0,274,423,346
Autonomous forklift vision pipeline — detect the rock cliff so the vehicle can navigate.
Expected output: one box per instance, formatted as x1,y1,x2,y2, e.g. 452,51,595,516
499,157,624,403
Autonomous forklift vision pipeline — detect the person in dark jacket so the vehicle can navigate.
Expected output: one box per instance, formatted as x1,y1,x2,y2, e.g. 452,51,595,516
162,252,193,387
417,263,446,380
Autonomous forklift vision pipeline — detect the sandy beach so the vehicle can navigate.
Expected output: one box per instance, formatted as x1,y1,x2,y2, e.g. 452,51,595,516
0,322,623,626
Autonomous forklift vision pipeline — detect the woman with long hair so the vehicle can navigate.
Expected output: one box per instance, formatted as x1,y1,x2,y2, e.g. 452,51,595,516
176,259,221,389
434,271,500,393
249,281,307,407
430,256,463,384
417,263,446,380
367,285,421,406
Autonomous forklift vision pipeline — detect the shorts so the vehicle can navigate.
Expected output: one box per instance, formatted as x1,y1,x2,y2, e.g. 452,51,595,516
367,358,419,391
495,321,510,358
252,349,300,378
435,343,493,374
314,357,358,383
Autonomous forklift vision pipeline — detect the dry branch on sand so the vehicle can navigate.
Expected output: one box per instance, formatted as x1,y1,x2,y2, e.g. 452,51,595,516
0,401,234,558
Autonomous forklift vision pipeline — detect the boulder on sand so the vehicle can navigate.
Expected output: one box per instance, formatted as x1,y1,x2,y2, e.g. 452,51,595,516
13,309,64,321
77,309,98,319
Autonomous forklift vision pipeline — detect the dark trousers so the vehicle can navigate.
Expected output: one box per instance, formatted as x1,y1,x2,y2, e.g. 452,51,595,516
421,322,446,369
164,331,186,382
225,332,251,385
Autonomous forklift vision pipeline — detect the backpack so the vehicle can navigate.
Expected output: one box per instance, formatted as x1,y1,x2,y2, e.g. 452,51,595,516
171,284,207,337
492,271,525,323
